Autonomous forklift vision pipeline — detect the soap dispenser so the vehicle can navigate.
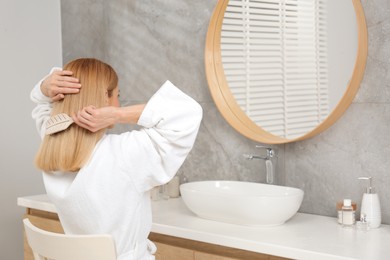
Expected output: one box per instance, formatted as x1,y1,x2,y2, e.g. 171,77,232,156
358,177,381,228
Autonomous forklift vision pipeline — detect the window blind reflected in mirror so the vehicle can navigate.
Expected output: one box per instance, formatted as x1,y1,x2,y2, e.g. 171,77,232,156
221,0,329,139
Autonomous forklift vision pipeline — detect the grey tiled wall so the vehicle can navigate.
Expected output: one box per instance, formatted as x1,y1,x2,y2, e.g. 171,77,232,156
285,0,390,223
61,0,390,224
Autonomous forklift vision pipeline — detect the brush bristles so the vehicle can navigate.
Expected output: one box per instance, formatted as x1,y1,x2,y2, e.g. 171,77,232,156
45,113,74,135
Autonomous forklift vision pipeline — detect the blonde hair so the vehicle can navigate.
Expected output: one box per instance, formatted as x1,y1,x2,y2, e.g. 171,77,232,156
35,58,118,172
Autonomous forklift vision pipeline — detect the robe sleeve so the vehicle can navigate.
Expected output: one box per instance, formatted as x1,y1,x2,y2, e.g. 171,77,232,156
121,80,203,192
31,67,62,139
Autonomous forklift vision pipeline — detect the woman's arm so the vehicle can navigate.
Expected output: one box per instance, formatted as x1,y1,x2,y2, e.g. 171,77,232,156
74,80,202,192
125,80,203,191
72,104,146,132
31,68,81,137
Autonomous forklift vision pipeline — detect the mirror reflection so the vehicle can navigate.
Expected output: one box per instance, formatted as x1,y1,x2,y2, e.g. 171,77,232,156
220,0,357,139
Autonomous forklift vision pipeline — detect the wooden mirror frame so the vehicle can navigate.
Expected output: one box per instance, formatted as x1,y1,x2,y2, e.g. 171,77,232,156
205,0,368,144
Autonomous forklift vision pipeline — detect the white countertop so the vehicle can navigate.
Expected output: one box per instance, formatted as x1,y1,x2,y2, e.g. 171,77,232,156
18,194,390,260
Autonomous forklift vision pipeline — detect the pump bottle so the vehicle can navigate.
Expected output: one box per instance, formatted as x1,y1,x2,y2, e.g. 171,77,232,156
358,177,381,229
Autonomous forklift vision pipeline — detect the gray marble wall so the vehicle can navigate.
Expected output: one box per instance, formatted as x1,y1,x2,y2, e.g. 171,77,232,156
285,0,390,223
61,0,278,186
61,0,390,224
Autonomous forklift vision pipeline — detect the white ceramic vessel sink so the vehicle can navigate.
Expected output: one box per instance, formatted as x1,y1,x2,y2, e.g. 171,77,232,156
180,181,304,227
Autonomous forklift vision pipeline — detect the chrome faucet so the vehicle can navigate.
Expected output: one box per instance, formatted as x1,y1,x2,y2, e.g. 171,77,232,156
243,146,277,184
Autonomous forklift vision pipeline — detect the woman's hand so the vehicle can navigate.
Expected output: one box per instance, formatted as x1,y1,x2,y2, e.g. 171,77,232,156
41,69,81,101
72,106,119,132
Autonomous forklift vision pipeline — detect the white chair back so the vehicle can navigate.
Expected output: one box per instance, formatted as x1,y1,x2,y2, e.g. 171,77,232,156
23,218,117,260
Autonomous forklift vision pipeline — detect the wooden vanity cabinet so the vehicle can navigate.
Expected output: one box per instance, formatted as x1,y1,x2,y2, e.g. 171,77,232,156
22,208,290,260
150,233,290,260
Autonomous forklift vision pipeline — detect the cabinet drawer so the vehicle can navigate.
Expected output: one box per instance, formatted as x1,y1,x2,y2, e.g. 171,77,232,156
195,251,240,260
155,241,194,260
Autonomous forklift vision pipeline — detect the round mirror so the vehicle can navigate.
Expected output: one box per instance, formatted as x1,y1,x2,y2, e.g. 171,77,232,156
205,0,367,144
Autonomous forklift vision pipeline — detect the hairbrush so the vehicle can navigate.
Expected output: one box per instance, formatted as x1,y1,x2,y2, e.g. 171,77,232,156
45,113,74,135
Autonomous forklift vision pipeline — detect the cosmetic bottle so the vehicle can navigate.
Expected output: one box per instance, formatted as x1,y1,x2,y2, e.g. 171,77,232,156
167,176,180,198
358,177,381,228
161,184,170,200
151,184,170,200
356,214,370,231
341,199,355,227
151,186,161,201
337,201,356,224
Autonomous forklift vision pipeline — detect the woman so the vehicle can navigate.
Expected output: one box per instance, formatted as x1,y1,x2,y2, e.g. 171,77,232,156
31,58,202,259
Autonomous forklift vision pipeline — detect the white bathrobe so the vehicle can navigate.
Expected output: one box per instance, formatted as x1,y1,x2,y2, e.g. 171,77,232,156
31,75,202,260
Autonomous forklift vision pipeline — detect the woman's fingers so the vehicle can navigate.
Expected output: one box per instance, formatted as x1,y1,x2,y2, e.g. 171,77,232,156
72,114,93,132
72,106,113,133
54,79,81,88
41,70,81,101
54,69,73,76
52,84,80,95
77,109,94,124
84,106,97,116
53,73,81,90
72,113,94,132
52,70,79,84
73,106,99,131
51,94,65,102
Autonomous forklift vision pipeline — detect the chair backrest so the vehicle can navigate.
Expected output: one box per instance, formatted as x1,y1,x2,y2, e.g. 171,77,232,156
23,218,117,260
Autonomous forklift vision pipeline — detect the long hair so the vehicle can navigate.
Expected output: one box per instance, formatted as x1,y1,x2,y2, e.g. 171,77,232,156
35,58,118,172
